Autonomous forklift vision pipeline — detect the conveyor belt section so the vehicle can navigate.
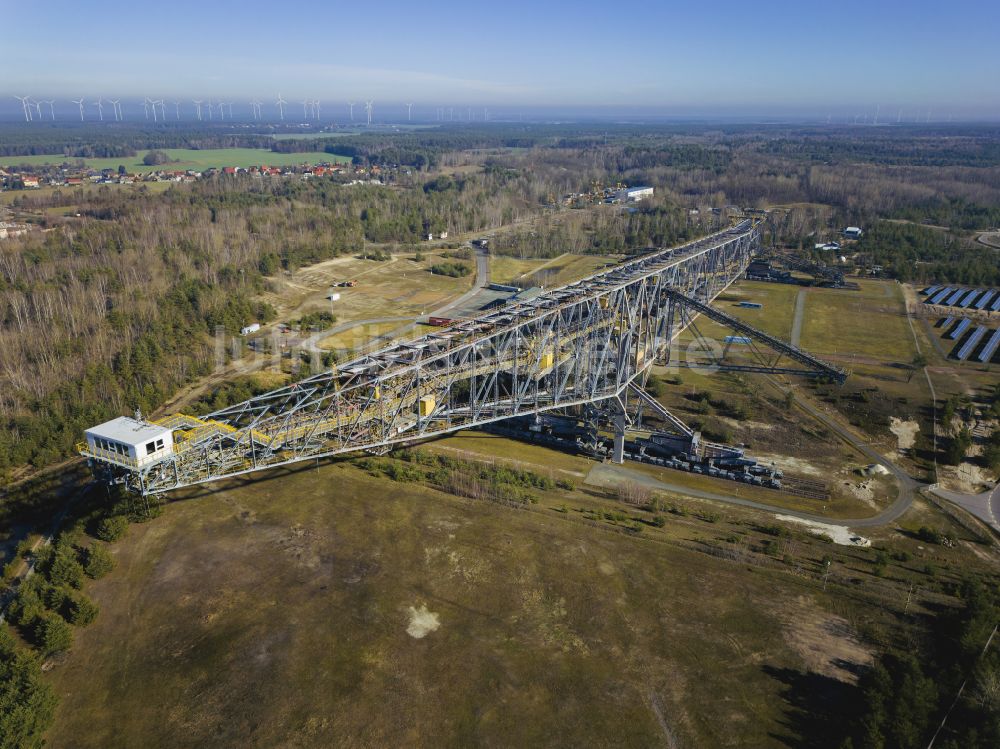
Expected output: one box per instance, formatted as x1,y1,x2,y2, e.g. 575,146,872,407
664,289,848,384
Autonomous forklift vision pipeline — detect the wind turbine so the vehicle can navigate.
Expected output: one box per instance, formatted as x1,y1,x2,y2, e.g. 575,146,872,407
217,101,225,120
276,93,286,120
142,98,151,120
348,101,355,121
365,100,373,126
157,100,166,121
72,97,85,121
30,98,42,120
249,99,260,120
44,100,56,120
193,100,203,121
406,102,413,121
206,98,213,120
14,96,32,121
150,98,158,122
173,101,181,120
94,97,105,121
314,99,321,120
110,99,121,121
301,99,309,119
226,102,233,120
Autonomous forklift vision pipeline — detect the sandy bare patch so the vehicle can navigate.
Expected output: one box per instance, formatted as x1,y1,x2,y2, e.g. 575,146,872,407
775,515,871,547
844,480,876,506
717,416,776,432
889,418,919,451
938,462,995,494
779,595,872,683
406,604,440,638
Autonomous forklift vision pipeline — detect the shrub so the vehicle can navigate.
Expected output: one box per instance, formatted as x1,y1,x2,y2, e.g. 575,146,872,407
916,526,943,544
6,585,44,628
429,261,472,277
33,613,72,656
46,547,84,589
142,149,170,166
94,515,128,542
83,544,115,579
43,585,69,613
64,593,99,627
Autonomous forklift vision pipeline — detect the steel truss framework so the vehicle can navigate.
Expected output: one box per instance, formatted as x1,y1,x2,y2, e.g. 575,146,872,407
80,220,843,495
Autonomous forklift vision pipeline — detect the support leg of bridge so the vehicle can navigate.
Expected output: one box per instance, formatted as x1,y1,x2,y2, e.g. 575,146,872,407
613,408,626,464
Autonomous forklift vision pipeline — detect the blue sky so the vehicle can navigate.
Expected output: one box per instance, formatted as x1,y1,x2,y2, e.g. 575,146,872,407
2,0,999,119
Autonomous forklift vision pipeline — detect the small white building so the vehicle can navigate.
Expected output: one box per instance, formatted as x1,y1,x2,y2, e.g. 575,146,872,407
843,226,863,239
241,323,261,336
616,186,654,202
84,416,173,468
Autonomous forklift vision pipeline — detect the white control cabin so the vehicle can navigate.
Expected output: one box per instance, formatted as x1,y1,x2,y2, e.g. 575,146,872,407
84,417,174,468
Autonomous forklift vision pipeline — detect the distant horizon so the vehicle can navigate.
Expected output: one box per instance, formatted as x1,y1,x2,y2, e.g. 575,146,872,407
2,100,999,126
2,0,998,119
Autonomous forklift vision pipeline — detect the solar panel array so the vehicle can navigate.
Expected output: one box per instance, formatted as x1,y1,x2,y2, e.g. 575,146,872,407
928,287,953,305
939,316,955,329
945,289,966,306
924,285,1000,310
955,326,988,360
978,329,1000,363
958,289,981,307
975,290,996,310
947,318,972,339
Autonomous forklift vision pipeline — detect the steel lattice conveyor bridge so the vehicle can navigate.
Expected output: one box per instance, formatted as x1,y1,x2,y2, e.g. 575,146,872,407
79,220,846,496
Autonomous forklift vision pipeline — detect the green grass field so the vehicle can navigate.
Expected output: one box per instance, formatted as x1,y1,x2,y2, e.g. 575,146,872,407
801,281,915,362
0,148,350,174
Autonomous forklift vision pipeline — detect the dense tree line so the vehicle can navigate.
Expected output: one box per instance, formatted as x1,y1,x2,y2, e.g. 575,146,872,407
0,626,57,749
0,123,284,158
855,222,1000,285
0,483,132,748
491,200,693,258
844,578,1000,748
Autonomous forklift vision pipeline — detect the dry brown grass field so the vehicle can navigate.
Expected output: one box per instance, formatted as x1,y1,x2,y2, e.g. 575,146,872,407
42,446,999,748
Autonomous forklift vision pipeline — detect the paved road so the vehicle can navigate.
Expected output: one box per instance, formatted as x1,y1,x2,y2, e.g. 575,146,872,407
790,288,807,348
931,484,1000,532
975,231,1000,250
428,246,496,318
